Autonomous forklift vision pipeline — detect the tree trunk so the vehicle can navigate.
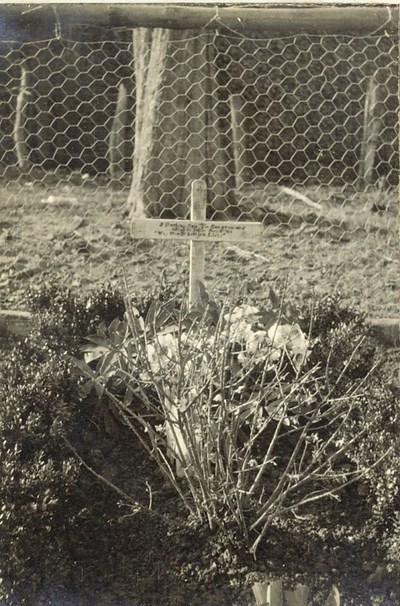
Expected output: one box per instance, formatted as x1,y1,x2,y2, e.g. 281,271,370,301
128,27,170,217
128,30,236,220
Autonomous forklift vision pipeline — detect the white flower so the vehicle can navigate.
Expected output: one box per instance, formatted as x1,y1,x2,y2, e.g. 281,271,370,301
267,322,309,370
157,332,178,354
246,329,267,354
224,304,260,325
145,342,161,375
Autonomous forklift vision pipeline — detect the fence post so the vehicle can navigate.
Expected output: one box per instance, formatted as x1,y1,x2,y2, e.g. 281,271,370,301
13,59,30,171
229,94,247,192
109,81,130,178
358,74,383,187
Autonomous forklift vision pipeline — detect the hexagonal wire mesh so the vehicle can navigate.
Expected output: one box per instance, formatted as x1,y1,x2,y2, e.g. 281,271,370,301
0,26,398,316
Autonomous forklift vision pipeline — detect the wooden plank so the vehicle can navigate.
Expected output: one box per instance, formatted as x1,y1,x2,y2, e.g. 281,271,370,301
128,28,170,218
252,581,269,606
189,180,206,308
130,218,262,242
268,580,283,606
7,6,398,37
325,585,340,606
284,584,310,606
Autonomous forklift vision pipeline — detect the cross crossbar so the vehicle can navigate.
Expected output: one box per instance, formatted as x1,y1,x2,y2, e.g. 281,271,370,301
131,218,262,242
130,179,263,307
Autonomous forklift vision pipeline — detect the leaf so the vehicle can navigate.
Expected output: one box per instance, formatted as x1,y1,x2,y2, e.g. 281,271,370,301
79,379,95,397
124,386,135,406
129,313,145,336
108,317,126,345
81,343,109,354
282,302,298,323
145,299,159,331
206,300,221,326
82,334,109,347
185,309,203,324
84,348,107,364
198,280,210,305
97,322,108,339
157,324,178,337
70,355,94,376
258,310,277,330
96,350,119,377
125,339,137,363
269,286,280,309
94,381,105,399
156,302,176,331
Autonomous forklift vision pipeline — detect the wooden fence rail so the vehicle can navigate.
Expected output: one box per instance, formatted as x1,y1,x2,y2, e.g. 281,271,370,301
3,5,398,37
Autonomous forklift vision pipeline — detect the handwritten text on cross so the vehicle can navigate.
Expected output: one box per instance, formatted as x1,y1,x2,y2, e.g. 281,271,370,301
130,180,263,306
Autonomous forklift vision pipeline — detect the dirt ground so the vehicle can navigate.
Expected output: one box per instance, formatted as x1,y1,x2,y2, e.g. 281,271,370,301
0,172,398,319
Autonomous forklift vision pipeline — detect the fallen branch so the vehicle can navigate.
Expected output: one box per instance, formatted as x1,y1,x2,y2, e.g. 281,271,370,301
223,245,269,262
280,186,323,212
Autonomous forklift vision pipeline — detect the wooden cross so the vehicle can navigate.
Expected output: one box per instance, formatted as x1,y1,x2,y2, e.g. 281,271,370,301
131,179,263,308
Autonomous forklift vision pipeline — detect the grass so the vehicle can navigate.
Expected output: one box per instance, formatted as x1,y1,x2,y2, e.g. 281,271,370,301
0,175,398,317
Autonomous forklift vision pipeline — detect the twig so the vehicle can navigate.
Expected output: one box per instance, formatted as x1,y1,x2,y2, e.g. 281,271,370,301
62,433,178,527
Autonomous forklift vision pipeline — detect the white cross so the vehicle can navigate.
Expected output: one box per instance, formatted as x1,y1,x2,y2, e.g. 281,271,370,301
131,179,263,308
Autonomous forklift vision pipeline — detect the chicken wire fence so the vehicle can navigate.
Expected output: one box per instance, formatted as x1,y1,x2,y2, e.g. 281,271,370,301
0,27,398,316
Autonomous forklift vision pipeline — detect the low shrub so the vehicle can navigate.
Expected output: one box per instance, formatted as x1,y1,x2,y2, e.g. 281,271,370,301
76,286,400,600
0,282,178,604
1,282,398,604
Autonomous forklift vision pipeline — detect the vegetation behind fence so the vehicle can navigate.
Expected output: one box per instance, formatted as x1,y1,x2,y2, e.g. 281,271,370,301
0,8,398,318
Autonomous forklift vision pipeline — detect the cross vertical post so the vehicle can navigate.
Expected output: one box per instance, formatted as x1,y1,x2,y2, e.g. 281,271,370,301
189,179,207,309
130,179,263,309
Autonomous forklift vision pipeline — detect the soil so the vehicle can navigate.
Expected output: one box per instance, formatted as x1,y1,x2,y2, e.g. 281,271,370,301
0,172,398,319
